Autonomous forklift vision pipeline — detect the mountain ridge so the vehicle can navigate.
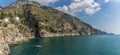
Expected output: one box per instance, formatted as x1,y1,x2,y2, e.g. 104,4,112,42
0,1,108,37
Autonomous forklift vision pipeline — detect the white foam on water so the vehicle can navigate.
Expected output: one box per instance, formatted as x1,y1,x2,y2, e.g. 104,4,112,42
35,45,42,48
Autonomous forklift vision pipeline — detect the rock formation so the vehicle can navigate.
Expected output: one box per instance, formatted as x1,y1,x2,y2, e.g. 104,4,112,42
0,26,32,55
2,1,107,37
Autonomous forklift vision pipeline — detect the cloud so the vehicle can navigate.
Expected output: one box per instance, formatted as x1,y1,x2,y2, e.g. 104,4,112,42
104,0,120,2
30,0,59,5
85,7,101,14
56,0,102,15
112,0,120,2
103,0,110,3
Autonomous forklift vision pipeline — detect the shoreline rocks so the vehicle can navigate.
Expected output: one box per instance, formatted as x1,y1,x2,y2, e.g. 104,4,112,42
41,33,80,37
0,27,33,55
0,36,10,55
0,26,109,55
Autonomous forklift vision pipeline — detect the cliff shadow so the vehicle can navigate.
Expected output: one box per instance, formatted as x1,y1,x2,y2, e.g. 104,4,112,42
23,4,41,38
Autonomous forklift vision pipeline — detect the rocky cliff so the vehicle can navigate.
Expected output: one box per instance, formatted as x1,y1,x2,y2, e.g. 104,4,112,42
0,27,32,55
2,1,107,37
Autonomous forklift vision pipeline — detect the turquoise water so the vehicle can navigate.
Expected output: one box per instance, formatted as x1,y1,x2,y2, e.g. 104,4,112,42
10,35,120,55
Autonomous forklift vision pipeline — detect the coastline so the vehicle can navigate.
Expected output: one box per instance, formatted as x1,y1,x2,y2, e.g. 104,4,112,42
41,33,80,37
0,27,108,55
0,27,81,55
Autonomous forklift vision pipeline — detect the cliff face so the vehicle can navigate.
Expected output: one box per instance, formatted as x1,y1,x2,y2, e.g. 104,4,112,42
0,27,31,55
1,1,107,38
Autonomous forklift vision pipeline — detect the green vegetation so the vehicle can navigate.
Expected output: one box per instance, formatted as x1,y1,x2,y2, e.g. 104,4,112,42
0,12,7,20
0,1,107,36
1,22,8,27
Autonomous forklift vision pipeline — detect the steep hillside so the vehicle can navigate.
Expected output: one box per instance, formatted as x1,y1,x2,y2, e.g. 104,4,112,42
1,1,107,37
0,6,2,13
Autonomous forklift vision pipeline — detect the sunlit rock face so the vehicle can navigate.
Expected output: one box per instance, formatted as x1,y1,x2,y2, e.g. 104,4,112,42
0,42,10,55
0,28,10,55
0,27,31,55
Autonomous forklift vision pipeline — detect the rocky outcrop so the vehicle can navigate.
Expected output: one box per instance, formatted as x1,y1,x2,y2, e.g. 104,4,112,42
0,36,10,55
0,27,33,55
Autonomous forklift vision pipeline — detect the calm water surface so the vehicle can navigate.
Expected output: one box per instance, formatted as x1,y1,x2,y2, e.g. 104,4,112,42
10,35,120,55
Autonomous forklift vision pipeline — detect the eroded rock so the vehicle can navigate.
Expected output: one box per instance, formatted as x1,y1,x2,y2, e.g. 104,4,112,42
0,27,31,55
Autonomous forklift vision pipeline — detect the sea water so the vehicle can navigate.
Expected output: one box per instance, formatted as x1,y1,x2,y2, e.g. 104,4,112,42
10,35,120,55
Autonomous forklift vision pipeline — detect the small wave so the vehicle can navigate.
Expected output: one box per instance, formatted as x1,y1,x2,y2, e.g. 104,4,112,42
35,45,42,47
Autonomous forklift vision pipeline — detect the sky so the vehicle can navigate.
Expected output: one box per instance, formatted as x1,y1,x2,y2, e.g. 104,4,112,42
0,0,120,34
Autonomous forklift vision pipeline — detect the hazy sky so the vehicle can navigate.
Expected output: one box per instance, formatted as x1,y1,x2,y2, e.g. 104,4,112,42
0,0,120,34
